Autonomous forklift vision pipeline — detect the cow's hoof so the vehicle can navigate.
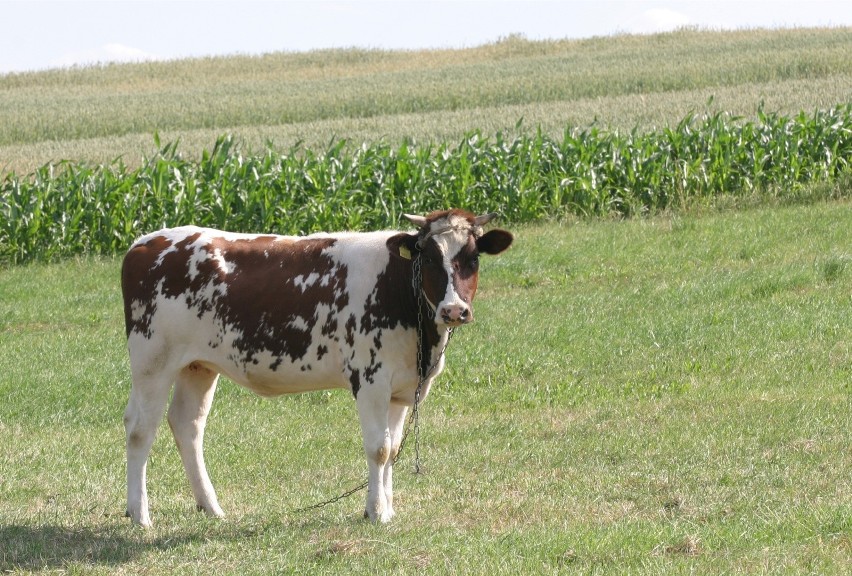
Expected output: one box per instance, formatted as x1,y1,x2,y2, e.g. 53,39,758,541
196,503,225,518
363,508,394,523
126,510,153,528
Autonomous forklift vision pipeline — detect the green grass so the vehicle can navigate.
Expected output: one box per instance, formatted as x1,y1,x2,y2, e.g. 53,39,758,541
1,201,850,574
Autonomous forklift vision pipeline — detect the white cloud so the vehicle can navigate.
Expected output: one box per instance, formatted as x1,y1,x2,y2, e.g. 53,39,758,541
633,8,694,34
51,43,161,69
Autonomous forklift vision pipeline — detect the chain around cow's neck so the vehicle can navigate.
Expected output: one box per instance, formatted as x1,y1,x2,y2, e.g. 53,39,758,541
404,252,455,473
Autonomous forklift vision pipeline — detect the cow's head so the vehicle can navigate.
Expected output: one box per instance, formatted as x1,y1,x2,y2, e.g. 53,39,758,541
400,209,513,327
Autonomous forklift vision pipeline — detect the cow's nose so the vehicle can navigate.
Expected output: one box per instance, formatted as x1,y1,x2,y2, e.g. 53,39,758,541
439,304,472,326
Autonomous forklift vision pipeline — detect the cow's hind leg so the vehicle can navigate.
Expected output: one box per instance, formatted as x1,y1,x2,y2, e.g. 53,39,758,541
124,371,173,528
167,362,224,519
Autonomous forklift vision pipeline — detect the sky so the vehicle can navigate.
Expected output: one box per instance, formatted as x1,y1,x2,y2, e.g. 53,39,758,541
1,0,851,75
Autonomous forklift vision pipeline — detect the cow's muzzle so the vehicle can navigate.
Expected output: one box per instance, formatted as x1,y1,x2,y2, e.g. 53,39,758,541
439,303,473,327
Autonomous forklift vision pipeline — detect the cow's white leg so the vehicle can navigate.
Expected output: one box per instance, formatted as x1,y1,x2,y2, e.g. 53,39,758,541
167,362,224,519
356,386,393,523
383,403,409,520
124,372,173,528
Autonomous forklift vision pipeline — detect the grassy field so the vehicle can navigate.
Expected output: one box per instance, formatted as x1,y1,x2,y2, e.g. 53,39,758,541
1,201,850,574
1,27,850,175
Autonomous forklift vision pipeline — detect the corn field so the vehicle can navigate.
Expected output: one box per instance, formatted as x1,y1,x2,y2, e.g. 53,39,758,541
1,104,851,264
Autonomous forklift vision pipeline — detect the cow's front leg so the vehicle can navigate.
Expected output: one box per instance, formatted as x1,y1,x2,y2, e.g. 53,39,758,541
383,402,409,519
355,386,393,523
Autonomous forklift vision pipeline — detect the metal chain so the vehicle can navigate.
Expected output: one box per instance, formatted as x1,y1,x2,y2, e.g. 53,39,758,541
396,324,453,473
399,252,452,471
294,252,456,514
292,478,369,514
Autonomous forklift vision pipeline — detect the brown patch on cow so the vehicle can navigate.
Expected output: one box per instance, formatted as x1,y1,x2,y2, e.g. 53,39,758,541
344,314,357,346
158,234,217,301
348,368,361,396
375,444,390,465
321,311,338,338
121,234,176,337
121,231,350,370
372,234,435,333
450,234,481,305
363,349,382,384
211,236,346,367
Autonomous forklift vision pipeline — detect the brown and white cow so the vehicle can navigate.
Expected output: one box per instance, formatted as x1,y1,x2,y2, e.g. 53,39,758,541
121,209,513,526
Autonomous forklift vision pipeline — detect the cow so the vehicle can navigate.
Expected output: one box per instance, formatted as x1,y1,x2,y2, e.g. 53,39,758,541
121,209,513,526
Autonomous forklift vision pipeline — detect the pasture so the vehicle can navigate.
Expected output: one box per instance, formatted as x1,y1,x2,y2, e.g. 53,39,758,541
1,201,850,573
1,26,851,574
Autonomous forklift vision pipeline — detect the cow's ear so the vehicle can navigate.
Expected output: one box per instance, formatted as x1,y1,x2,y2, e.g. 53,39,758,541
477,229,513,255
387,233,420,261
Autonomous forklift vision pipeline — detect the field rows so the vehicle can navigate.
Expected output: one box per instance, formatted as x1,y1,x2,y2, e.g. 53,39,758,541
1,28,850,174
3,75,851,177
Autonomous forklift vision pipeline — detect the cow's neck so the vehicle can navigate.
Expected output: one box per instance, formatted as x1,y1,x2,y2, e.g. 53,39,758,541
417,297,449,378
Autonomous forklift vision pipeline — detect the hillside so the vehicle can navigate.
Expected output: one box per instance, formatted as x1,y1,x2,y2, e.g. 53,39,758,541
1,27,850,175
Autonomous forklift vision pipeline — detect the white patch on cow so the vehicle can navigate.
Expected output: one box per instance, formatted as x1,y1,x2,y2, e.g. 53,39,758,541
210,248,235,276
287,315,310,332
324,231,394,321
293,272,320,293
130,299,147,324
186,246,206,281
